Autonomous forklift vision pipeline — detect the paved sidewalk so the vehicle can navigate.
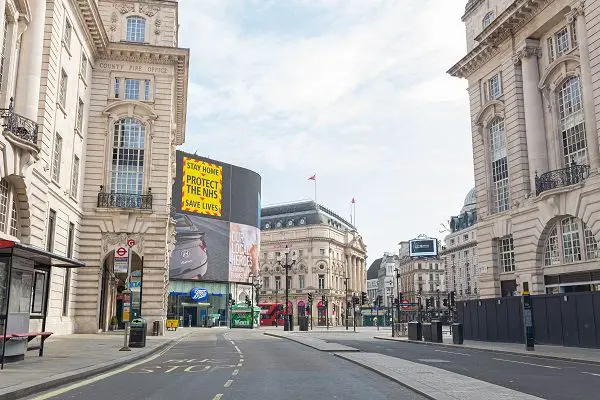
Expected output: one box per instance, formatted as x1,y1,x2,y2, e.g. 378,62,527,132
0,328,194,400
375,334,600,364
335,352,544,400
264,331,359,352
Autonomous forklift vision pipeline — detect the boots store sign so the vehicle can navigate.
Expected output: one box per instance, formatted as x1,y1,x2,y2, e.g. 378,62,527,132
190,288,208,302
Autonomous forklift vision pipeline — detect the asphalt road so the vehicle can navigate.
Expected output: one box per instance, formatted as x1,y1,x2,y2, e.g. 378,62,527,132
327,338,600,400
27,330,424,400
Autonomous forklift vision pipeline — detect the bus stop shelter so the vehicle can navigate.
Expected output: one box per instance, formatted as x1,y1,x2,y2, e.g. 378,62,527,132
0,240,85,369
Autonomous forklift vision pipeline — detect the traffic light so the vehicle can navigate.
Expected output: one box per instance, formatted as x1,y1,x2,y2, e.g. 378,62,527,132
425,297,432,308
393,297,399,306
361,291,367,305
377,295,383,307
245,296,251,307
398,292,403,302
322,295,325,304
308,293,313,303
443,298,448,307
450,291,456,306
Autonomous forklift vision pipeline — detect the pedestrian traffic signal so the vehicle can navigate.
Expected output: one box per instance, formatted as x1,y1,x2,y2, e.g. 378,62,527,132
377,295,383,306
425,297,432,308
322,295,326,303
361,291,367,305
443,298,448,307
245,296,251,307
450,291,455,306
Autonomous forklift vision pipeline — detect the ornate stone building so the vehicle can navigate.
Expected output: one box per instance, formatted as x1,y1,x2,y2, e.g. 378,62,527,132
450,0,600,297
0,0,188,336
440,188,480,301
258,201,367,326
397,241,446,307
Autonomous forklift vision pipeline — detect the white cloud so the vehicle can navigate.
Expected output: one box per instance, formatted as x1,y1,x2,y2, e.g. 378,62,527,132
179,0,474,258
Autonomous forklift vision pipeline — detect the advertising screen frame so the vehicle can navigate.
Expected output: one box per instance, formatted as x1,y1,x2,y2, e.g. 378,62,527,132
408,239,438,258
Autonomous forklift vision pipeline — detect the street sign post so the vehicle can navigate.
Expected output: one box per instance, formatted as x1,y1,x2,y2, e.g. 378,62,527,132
114,246,129,274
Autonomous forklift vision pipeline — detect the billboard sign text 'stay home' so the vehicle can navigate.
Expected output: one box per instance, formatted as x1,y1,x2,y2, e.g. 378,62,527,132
170,151,261,283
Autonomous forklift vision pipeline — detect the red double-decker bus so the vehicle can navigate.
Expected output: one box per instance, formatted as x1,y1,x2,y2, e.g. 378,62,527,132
258,302,291,326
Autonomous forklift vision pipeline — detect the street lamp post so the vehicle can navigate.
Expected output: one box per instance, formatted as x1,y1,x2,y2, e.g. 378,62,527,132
249,274,258,329
277,245,296,331
395,268,401,324
343,277,350,330
274,287,279,328
436,286,441,319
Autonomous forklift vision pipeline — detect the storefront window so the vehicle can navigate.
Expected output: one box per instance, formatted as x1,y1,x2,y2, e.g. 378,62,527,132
9,269,32,313
0,259,8,314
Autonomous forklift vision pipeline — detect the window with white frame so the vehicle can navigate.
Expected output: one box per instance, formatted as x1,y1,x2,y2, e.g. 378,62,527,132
59,69,68,108
263,277,269,289
111,118,145,194
52,133,62,182
126,16,146,42
0,20,8,92
318,274,325,289
71,155,80,198
76,98,84,132
558,76,587,166
125,79,140,100
298,275,305,289
275,276,281,290
63,19,72,49
80,53,88,79
544,216,598,266
489,118,509,213
117,78,152,101
482,11,494,29
547,22,578,63
114,78,120,99
484,73,502,101
0,179,9,233
498,236,515,272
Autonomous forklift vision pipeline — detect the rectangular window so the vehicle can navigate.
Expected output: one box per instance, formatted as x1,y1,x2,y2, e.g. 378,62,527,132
0,180,8,232
570,21,578,49
80,53,88,78
31,271,46,314
125,79,140,100
63,19,72,49
144,79,151,100
114,78,120,98
498,236,515,272
71,155,80,198
47,209,56,252
298,275,305,289
0,20,8,92
286,276,291,289
126,16,146,42
262,252,267,259
555,26,570,57
263,277,269,289
320,248,325,256
318,274,325,289
9,200,17,237
487,73,502,100
418,263,422,269
52,134,62,182
463,234,469,241
59,69,68,107
76,98,84,132
63,222,74,315
275,276,281,290
299,250,303,257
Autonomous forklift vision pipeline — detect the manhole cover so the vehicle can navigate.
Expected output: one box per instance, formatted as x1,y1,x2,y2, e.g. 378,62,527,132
417,359,449,363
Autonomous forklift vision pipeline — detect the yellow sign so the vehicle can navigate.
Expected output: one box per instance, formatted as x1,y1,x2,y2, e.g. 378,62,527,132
181,157,223,216
123,310,130,322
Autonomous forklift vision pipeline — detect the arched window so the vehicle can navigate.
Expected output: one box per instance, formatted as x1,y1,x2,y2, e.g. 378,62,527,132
111,118,145,195
543,216,598,266
126,16,146,42
482,12,494,29
489,118,509,213
0,179,19,238
558,76,587,166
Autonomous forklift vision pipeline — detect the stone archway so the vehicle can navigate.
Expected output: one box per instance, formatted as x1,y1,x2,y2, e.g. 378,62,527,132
4,175,32,242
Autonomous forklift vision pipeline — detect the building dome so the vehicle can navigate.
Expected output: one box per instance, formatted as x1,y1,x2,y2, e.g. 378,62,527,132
460,187,476,213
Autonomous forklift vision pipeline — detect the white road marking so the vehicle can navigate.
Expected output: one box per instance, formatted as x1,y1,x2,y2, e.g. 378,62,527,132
232,369,239,375
583,372,600,377
237,363,243,367
213,394,223,400
435,349,471,356
224,380,233,387
230,341,235,345
492,358,561,369
234,346,241,353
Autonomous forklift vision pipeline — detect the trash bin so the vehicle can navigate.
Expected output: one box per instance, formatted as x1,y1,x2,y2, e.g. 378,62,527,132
129,318,147,348
452,323,463,345
422,323,432,342
299,316,309,331
152,320,160,336
408,321,422,341
430,320,443,343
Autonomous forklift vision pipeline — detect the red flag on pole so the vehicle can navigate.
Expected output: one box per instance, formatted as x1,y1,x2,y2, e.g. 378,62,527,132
308,174,316,180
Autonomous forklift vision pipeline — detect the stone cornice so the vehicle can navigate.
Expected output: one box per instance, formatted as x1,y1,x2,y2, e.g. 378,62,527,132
100,43,189,145
75,0,110,56
449,0,552,78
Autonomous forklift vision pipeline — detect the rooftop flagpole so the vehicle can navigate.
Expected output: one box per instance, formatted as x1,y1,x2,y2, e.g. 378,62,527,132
351,197,356,227
308,174,317,209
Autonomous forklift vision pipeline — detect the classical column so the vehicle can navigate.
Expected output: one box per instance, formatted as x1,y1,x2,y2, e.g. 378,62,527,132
568,5,600,170
514,39,549,186
14,0,46,120
352,256,357,292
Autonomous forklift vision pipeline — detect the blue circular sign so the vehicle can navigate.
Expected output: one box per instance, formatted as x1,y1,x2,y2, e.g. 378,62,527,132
190,288,208,302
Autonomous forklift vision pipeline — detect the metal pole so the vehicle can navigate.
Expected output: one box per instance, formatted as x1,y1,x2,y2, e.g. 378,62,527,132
1,258,13,370
326,296,329,330
376,302,379,331
344,278,349,330
285,253,289,331
120,248,132,352
275,288,278,328
353,295,356,332
251,276,254,329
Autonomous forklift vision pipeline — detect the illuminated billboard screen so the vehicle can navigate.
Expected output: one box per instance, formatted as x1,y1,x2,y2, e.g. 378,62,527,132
170,151,261,283
408,239,438,258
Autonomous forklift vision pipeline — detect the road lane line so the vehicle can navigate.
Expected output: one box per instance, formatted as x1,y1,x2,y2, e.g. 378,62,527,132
583,372,600,377
234,346,241,353
237,363,243,367
435,349,471,356
492,358,561,369
31,334,190,399
232,369,239,375
224,380,233,387
212,394,223,400
230,341,235,345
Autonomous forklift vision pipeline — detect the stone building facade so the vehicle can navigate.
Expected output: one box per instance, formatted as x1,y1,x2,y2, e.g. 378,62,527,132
377,252,399,308
440,188,480,301
0,0,188,335
450,0,600,297
397,241,446,307
366,257,381,303
258,201,367,326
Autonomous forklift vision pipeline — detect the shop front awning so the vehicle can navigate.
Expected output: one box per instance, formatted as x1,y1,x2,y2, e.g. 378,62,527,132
0,240,85,268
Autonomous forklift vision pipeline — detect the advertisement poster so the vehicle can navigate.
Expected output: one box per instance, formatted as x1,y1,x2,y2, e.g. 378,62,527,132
181,157,223,217
228,222,259,283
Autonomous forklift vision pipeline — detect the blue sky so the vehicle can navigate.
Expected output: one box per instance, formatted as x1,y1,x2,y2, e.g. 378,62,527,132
178,0,473,260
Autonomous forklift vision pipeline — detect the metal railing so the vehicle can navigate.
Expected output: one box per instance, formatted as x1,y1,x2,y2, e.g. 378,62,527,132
97,186,152,209
0,98,38,145
535,163,590,196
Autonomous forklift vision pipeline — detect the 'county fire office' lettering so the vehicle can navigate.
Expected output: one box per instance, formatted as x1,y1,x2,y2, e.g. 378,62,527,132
181,158,223,216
